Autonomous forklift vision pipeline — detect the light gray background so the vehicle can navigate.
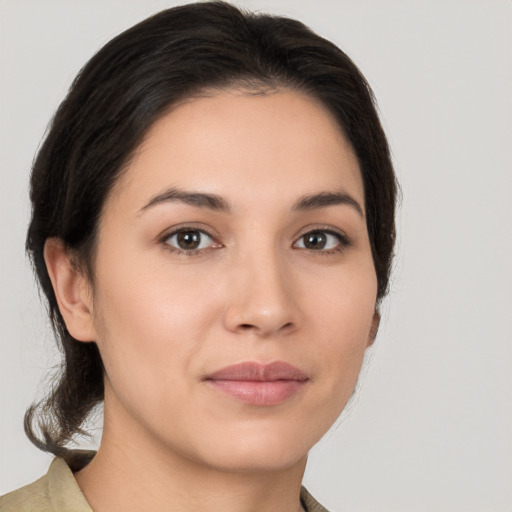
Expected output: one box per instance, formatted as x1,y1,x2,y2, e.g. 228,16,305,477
1,1,511,510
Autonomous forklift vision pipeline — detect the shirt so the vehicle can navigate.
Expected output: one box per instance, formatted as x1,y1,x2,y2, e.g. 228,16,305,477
0,452,329,512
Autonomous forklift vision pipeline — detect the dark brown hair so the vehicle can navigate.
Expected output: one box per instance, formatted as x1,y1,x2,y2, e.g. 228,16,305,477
25,1,397,456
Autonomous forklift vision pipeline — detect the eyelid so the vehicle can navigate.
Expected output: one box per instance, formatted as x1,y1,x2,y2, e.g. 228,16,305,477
158,222,219,240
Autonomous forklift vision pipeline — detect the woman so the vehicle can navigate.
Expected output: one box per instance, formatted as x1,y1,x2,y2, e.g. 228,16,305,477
0,2,396,511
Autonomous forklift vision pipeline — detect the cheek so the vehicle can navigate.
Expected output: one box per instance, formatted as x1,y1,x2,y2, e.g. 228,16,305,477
306,259,377,343
303,264,377,396
90,252,221,403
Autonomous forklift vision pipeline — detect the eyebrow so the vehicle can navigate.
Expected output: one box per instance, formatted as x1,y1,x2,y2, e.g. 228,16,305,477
293,191,364,217
139,187,230,214
138,187,363,217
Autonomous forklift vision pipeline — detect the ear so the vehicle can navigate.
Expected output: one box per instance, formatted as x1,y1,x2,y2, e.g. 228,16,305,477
44,238,96,342
367,310,381,347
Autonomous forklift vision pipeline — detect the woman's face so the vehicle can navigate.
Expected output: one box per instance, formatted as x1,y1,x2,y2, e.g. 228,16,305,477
87,88,378,472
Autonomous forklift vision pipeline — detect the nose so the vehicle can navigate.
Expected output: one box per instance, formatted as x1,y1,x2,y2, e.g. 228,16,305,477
223,250,301,337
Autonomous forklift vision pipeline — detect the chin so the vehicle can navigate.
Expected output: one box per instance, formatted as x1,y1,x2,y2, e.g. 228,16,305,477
186,421,319,474
204,443,308,474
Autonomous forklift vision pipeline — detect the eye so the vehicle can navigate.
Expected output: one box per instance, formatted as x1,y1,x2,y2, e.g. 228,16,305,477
293,229,346,252
164,229,216,252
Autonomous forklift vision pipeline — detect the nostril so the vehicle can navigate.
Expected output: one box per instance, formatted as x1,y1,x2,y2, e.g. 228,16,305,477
237,322,294,333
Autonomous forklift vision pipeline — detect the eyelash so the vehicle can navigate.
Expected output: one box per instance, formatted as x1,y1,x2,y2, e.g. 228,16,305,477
293,226,352,255
159,225,351,256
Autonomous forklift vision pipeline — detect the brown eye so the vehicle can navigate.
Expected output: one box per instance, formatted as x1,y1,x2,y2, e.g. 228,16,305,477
294,230,344,251
165,229,214,251
303,231,327,249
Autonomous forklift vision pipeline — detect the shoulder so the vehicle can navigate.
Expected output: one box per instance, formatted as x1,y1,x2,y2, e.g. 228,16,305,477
0,473,51,512
300,486,330,512
0,455,93,512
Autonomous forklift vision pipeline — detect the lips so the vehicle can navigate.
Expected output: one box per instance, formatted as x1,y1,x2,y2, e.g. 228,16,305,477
204,361,308,406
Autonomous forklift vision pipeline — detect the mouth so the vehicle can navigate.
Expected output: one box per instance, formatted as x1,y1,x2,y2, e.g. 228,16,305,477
203,361,309,406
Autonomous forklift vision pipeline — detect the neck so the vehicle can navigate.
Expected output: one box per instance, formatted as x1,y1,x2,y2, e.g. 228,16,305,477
75,399,307,512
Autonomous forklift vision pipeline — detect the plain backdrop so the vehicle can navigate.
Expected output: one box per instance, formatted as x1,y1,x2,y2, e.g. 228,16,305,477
1,1,511,511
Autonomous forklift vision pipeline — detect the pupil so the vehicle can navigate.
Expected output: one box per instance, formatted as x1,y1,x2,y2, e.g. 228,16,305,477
177,230,200,249
305,232,326,249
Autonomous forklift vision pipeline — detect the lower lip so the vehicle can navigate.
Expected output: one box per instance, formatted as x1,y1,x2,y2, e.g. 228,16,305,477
206,380,306,406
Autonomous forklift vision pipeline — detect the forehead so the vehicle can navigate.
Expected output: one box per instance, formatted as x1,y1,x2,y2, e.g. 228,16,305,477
108,88,364,214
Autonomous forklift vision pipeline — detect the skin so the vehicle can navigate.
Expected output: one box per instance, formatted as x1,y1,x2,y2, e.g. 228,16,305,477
45,88,379,512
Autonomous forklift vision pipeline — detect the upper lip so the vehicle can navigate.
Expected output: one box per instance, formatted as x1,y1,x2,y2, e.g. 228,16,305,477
205,361,309,382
